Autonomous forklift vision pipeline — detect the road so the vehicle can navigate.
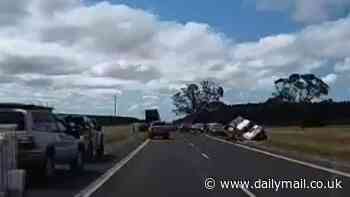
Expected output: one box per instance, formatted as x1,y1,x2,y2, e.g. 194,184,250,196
90,133,350,197
27,133,146,197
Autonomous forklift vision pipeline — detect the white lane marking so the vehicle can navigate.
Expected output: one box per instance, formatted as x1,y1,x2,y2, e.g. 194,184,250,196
205,135,350,178
75,139,150,197
240,185,256,197
201,153,210,159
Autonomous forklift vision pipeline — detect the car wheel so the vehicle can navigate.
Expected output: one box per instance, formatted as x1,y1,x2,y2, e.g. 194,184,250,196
71,149,85,173
97,136,104,159
163,134,170,139
86,141,94,161
44,156,55,178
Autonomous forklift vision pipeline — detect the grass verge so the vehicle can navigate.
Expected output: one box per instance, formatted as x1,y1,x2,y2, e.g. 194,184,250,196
103,125,135,144
262,126,350,162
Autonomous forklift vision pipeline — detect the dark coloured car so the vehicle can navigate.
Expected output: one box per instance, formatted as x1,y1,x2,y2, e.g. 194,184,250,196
148,121,173,139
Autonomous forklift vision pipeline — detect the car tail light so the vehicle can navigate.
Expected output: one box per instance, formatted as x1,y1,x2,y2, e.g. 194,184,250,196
79,135,85,141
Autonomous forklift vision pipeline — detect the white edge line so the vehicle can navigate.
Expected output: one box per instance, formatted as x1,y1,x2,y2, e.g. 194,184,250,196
205,134,350,178
201,153,210,159
239,185,256,197
75,139,150,197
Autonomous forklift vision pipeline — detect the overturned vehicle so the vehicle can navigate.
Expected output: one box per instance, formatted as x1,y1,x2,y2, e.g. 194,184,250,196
225,116,268,141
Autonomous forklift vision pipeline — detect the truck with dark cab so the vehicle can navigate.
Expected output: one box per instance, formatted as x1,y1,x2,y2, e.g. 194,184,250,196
145,109,160,123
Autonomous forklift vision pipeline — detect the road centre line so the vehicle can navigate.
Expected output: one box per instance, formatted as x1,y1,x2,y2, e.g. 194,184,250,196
189,136,256,197
205,134,350,178
75,139,150,197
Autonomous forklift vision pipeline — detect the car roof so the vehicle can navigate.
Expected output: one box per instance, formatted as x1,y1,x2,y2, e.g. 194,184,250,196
0,103,53,111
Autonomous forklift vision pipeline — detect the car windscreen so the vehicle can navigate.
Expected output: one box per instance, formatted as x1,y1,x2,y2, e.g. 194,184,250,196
0,112,25,131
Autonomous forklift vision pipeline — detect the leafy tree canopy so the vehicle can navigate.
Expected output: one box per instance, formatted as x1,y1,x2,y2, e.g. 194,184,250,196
172,80,224,115
271,73,329,103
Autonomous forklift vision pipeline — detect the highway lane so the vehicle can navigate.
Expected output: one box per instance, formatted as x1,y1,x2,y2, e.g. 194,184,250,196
91,133,248,197
90,132,350,197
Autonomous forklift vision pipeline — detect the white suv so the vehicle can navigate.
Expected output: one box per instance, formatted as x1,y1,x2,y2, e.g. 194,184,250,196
0,104,85,177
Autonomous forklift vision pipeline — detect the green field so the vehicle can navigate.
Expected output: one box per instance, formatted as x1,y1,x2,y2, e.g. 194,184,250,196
263,126,350,162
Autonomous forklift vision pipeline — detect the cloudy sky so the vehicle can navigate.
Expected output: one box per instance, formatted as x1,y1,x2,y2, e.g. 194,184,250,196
1,0,350,120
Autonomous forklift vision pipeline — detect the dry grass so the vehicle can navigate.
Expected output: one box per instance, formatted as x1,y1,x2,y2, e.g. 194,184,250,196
263,126,350,161
103,125,133,144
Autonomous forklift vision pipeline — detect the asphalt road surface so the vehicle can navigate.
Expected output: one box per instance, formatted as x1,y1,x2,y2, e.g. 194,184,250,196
27,134,146,197
90,132,350,197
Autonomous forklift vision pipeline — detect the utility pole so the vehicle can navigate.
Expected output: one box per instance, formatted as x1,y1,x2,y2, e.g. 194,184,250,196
114,94,118,117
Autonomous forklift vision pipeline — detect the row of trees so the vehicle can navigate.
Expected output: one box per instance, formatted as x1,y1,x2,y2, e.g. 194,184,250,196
172,74,331,116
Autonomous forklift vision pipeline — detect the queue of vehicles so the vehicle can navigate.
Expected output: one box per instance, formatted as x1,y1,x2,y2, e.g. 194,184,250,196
178,117,268,141
147,115,267,142
0,104,266,180
0,103,104,178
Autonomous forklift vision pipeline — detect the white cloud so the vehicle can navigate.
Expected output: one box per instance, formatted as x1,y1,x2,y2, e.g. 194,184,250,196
127,104,139,112
142,95,160,100
322,73,338,84
0,0,350,117
31,0,81,15
0,0,30,26
335,57,350,72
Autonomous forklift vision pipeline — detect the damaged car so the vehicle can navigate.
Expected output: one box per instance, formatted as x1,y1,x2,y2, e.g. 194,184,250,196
225,116,268,141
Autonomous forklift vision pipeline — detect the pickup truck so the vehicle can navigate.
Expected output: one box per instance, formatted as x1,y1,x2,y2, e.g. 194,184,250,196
148,121,174,139
0,104,85,177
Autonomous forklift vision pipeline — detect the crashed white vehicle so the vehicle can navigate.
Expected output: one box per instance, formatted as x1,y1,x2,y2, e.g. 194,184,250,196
243,125,265,140
236,119,251,132
225,116,267,141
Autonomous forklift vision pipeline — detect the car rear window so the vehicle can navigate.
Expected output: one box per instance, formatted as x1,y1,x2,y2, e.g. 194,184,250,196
68,117,85,126
153,122,166,126
0,112,25,131
32,111,58,132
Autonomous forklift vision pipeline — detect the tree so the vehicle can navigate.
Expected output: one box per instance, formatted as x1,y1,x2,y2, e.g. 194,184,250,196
172,80,224,115
271,73,329,103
